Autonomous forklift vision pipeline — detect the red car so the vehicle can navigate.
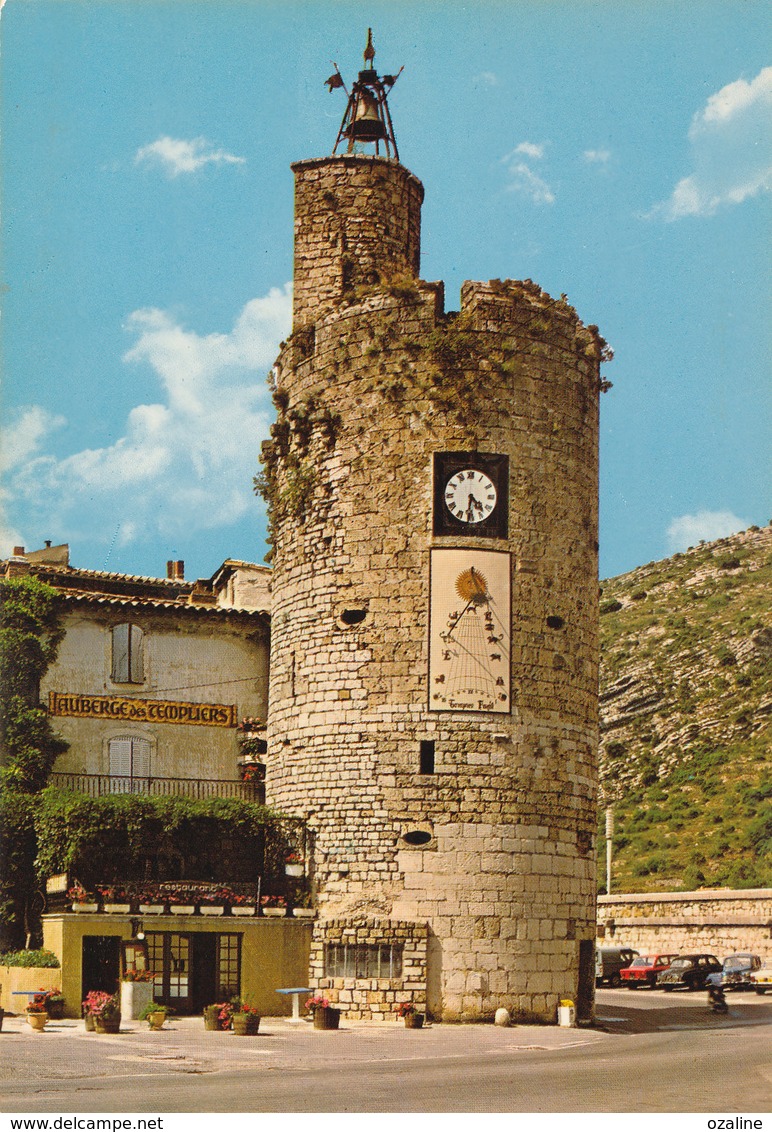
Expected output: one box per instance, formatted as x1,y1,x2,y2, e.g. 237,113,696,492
620,954,679,988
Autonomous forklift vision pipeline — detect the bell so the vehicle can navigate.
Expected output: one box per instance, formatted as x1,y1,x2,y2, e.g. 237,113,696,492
347,90,387,142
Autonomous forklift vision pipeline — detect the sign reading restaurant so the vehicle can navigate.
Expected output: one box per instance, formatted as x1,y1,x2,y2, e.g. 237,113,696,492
49,691,237,728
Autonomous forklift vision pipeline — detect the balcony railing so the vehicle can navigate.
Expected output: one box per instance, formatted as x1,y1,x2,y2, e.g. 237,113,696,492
49,772,263,803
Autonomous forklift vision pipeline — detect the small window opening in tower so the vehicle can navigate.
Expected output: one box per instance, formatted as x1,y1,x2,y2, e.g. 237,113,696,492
402,829,432,846
419,740,435,774
546,615,565,629
340,608,367,627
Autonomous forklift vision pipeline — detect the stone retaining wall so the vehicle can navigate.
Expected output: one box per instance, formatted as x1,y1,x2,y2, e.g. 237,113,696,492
597,889,772,958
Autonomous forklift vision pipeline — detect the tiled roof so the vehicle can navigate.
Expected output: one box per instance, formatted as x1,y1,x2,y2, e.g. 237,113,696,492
58,591,268,617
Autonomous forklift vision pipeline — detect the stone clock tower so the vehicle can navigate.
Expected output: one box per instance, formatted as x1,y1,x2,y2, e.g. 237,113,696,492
262,34,607,1023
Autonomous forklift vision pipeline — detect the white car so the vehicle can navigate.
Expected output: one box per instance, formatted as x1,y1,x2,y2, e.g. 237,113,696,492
751,963,772,994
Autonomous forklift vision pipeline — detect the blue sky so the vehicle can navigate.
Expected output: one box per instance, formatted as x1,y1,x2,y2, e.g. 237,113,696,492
2,0,770,582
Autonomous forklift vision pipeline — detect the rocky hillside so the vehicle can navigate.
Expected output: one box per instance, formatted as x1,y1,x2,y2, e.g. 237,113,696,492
598,524,771,892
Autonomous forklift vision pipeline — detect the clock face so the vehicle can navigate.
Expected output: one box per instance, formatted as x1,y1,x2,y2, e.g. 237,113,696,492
433,452,508,538
444,469,497,524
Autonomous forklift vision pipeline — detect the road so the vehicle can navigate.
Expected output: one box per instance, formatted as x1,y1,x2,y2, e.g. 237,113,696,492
1,989,770,1113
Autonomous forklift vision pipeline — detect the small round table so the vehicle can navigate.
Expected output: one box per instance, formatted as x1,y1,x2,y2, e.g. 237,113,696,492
275,987,313,1023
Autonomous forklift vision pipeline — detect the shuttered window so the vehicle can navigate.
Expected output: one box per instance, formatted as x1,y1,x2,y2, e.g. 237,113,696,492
111,623,144,683
108,736,150,792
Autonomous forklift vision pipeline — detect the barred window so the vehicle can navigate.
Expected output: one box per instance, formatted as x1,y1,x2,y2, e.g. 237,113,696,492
324,942,403,979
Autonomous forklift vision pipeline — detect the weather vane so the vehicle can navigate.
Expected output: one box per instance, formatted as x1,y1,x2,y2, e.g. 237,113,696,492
326,29,403,160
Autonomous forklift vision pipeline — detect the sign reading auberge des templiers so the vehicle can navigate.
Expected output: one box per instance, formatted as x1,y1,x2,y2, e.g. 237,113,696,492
49,691,237,727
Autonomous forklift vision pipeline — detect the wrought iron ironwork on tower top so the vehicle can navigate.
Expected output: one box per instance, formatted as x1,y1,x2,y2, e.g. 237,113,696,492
326,29,403,160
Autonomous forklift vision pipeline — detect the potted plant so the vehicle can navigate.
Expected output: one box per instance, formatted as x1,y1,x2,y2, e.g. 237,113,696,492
231,1004,261,1035
260,894,287,918
203,1001,235,1030
86,991,121,1034
167,887,195,915
306,994,341,1031
137,885,165,914
97,885,131,914
41,988,65,1019
285,852,305,878
396,1001,425,1029
291,885,315,918
139,1001,169,1031
26,993,49,1031
230,893,257,917
68,882,98,912
199,886,231,916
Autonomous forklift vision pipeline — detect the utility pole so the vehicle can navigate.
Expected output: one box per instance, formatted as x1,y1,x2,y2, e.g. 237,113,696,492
605,806,614,895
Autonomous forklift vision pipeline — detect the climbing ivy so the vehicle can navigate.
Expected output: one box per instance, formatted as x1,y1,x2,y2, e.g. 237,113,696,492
34,790,299,891
0,574,68,793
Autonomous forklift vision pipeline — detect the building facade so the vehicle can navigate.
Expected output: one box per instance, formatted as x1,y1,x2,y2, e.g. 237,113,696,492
5,544,270,796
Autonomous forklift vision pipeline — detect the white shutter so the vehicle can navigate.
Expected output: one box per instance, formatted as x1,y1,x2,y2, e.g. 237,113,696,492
130,738,150,787
109,737,132,793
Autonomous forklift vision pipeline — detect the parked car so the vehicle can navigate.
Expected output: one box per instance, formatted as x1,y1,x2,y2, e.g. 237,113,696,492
657,953,722,991
620,954,679,988
706,954,762,991
750,962,772,994
595,946,639,987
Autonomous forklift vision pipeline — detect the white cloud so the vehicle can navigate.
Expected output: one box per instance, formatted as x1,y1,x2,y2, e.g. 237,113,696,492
501,142,554,204
505,162,555,205
0,406,65,473
651,66,772,219
474,71,498,87
583,148,611,165
3,285,292,554
666,509,751,552
513,141,545,160
135,136,246,177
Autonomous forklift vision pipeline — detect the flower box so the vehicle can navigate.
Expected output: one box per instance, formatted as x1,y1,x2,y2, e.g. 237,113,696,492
169,904,195,915
139,904,164,914
261,907,286,918
292,907,316,918
104,903,131,914
199,905,225,916
72,902,99,913
285,863,304,877
231,906,256,917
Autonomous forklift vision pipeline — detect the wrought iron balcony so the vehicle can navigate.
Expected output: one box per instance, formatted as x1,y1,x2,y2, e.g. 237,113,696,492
49,771,264,803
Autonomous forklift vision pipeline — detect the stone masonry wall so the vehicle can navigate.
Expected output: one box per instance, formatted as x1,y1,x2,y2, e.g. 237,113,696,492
308,918,428,1021
264,155,606,1022
598,889,772,959
291,155,423,329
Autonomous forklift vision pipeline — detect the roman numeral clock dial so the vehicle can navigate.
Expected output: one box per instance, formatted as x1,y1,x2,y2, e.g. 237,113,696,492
432,452,508,539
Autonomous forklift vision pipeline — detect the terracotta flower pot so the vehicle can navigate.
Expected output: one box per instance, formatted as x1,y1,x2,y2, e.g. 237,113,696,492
27,1011,48,1032
146,1010,167,1031
404,1012,425,1029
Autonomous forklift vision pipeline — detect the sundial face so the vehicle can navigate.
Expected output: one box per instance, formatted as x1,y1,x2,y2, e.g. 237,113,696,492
428,549,511,713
